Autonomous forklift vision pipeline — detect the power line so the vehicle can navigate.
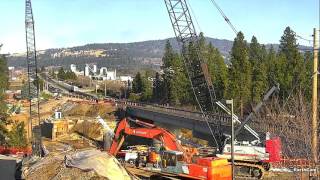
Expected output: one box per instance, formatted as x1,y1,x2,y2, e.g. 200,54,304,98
296,34,313,45
296,35,312,42
208,0,238,35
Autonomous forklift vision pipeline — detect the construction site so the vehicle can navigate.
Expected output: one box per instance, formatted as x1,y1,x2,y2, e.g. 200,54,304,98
0,0,319,180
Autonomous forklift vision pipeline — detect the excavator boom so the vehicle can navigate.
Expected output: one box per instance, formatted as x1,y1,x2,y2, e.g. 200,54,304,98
109,118,185,157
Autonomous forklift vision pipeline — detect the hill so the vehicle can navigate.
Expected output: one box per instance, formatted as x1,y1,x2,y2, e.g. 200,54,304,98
7,37,311,74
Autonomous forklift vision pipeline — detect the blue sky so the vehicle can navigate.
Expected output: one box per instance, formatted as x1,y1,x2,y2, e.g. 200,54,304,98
0,0,319,53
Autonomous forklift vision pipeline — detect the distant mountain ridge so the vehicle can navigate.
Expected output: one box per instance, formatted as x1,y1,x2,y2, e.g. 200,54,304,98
8,37,312,72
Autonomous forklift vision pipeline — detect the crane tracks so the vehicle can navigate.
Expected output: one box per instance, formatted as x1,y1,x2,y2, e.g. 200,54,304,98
234,162,266,179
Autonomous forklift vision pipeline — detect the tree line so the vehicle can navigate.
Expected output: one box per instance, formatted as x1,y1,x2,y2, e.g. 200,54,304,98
0,56,28,147
130,27,313,117
57,67,77,81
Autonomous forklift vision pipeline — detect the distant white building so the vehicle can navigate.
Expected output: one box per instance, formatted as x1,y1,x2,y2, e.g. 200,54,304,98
70,64,77,73
70,64,84,76
84,65,90,77
96,67,116,80
8,67,15,81
71,64,117,81
84,64,99,77
93,65,97,74
106,70,116,80
119,76,133,82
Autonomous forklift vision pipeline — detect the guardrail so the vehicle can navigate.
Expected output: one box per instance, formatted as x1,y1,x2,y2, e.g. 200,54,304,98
40,74,98,100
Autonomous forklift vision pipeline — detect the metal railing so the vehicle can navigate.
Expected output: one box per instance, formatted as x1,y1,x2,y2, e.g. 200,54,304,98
117,100,231,126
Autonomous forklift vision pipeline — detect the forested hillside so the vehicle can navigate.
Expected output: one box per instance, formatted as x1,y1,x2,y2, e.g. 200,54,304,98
131,27,315,117
7,37,311,74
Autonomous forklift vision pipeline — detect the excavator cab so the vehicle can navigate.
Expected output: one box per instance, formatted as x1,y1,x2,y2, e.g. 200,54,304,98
160,150,189,174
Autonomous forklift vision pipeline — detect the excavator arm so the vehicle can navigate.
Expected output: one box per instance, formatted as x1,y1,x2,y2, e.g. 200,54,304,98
108,118,184,156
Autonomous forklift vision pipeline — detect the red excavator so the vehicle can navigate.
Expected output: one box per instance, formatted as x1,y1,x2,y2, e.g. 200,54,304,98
108,118,232,180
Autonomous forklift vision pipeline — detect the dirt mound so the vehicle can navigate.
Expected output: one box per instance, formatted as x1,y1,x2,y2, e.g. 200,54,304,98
24,152,108,180
25,136,131,180
72,121,103,140
65,103,115,119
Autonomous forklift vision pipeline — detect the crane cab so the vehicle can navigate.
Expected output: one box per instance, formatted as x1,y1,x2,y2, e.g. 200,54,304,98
160,150,189,174
160,150,209,179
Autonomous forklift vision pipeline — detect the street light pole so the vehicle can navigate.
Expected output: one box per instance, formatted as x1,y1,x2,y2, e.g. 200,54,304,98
104,81,107,97
226,99,235,180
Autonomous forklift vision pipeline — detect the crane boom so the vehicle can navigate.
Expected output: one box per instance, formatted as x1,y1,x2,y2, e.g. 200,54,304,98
163,0,226,150
164,0,216,113
25,0,42,157
234,84,280,138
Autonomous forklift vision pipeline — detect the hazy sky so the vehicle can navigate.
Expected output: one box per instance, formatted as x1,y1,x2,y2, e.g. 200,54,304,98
0,0,319,53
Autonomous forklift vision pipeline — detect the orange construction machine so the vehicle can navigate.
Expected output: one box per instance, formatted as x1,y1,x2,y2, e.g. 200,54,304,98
108,118,231,180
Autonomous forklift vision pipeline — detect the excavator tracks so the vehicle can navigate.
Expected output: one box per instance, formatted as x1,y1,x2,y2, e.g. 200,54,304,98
234,162,266,179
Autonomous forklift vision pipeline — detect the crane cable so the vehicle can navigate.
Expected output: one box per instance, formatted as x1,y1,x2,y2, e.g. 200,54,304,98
185,0,221,150
179,40,220,149
208,0,238,35
186,0,203,33
183,0,226,150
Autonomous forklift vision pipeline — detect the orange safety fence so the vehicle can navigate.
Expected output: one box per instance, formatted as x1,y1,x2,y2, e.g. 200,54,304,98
272,158,313,169
0,146,32,156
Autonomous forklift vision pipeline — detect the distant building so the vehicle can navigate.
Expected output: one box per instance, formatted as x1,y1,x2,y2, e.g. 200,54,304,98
71,64,119,81
8,66,15,80
84,65,90,77
105,69,116,80
70,64,84,76
119,76,133,82
70,64,77,73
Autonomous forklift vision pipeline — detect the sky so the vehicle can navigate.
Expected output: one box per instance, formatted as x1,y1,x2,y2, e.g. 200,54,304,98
0,0,319,53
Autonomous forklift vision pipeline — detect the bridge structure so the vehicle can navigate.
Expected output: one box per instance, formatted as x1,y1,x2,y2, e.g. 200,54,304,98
117,101,307,155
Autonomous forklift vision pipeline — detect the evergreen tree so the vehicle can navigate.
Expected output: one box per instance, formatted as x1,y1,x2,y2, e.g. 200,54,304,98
0,56,8,144
249,36,267,103
57,67,66,80
131,72,153,101
278,27,306,98
279,27,299,61
140,73,152,101
8,122,28,148
198,32,208,60
132,72,143,93
207,43,228,99
162,40,177,69
227,32,251,116
162,40,189,105
266,46,277,86
152,72,163,102
274,53,291,98
57,67,76,81
0,56,8,92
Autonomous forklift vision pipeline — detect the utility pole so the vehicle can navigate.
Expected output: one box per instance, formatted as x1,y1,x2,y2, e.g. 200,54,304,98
226,99,235,180
312,28,319,164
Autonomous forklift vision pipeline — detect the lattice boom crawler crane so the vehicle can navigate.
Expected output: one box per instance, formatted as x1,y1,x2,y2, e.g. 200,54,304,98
25,0,42,157
163,0,281,179
163,0,224,150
